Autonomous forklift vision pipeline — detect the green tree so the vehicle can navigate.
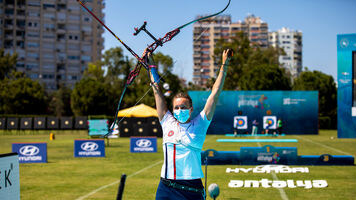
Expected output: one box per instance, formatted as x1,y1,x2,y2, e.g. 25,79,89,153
71,63,117,116
101,47,127,78
48,84,73,117
122,52,182,110
153,52,174,74
0,72,46,114
213,32,290,90
238,64,291,90
293,70,337,120
0,49,17,80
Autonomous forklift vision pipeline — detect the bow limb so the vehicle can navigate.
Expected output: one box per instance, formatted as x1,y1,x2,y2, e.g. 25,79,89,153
177,0,231,30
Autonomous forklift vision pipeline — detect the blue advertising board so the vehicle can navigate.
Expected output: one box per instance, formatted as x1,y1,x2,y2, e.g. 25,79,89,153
337,34,356,138
130,137,157,153
189,91,318,135
240,145,298,165
74,139,105,157
0,153,20,200
12,143,47,163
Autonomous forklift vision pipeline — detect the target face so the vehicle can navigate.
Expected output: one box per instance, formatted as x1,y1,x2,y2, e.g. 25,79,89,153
234,116,248,129
263,116,277,129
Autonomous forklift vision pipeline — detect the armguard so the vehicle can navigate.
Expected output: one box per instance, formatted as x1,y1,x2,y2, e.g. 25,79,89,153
149,65,160,83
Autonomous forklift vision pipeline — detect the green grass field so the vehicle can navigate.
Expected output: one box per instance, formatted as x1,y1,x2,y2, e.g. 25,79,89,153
1,130,356,200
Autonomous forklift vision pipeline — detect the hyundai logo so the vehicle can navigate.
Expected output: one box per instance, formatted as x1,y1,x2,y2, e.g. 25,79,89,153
19,145,40,156
81,142,98,151
136,139,152,148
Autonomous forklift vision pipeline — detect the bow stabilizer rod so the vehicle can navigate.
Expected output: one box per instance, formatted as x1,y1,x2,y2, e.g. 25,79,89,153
77,0,149,70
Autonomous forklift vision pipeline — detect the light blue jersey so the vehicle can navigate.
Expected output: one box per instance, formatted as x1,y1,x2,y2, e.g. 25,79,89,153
160,110,211,180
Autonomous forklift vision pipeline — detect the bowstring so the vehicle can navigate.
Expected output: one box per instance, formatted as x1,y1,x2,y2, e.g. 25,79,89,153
111,24,210,133
107,0,230,136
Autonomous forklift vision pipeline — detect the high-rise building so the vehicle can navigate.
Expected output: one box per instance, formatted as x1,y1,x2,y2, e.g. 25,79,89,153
269,27,302,79
192,14,268,87
0,0,105,91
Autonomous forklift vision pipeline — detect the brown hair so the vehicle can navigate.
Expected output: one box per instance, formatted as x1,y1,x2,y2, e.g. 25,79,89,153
173,92,193,107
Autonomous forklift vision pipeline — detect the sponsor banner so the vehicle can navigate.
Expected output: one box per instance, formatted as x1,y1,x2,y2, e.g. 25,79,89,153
74,140,105,157
226,165,309,174
12,143,47,163
234,116,247,129
240,145,297,165
263,116,277,129
130,137,157,153
0,153,20,200
189,91,318,135
228,179,328,189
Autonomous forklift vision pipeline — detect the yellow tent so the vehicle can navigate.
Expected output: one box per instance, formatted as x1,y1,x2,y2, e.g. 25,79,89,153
117,103,158,118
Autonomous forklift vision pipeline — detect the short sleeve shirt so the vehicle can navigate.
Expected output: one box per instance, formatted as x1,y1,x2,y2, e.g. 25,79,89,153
160,110,211,180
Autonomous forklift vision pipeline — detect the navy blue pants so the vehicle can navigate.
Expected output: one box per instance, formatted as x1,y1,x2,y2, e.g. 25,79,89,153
156,179,205,200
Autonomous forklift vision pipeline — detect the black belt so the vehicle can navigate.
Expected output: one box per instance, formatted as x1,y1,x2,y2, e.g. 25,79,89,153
160,178,205,195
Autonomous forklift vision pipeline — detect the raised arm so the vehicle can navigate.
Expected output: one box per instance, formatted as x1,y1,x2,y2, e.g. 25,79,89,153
203,49,232,121
145,51,168,121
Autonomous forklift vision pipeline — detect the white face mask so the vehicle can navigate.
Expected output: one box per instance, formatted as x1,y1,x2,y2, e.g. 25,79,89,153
173,109,190,123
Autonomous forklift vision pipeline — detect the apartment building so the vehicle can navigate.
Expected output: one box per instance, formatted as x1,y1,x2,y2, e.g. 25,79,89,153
0,0,104,91
192,14,268,86
269,27,302,79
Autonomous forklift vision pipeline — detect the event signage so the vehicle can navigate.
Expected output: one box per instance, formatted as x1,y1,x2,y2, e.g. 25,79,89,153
130,137,157,153
189,91,318,135
228,179,328,189
74,139,105,157
226,165,309,174
0,153,20,200
240,145,297,165
12,143,47,163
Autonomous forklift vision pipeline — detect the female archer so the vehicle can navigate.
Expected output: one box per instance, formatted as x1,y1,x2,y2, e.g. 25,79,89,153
147,49,232,200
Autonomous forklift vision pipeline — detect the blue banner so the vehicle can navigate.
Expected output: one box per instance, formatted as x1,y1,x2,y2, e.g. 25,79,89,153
240,145,298,165
130,137,157,153
0,153,20,200
189,91,318,135
337,34,356,138
74,140,105,157
12,143,47,163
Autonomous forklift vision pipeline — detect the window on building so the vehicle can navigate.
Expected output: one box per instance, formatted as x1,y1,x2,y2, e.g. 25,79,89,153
68,55,80,60
67,24,80,31
57,12,66,20
81,55,91,61
43,32,55,39
57,4,66,10
57,23,66,30
42,43,55,49
68,44,80,50
16,63,25,68
43,12,55,19
43,4,55,9
57,53,66,60
27,41,39,48
28,11,40,17
27,0,41,7
43,53,55,60
26,63,39,70
5,40,13,48
27,52,39,59
82,25,92,32
29,73,39,79
5,8,14,15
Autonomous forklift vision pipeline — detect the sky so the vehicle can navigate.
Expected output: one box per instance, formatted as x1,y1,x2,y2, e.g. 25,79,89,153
102,0,356,82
